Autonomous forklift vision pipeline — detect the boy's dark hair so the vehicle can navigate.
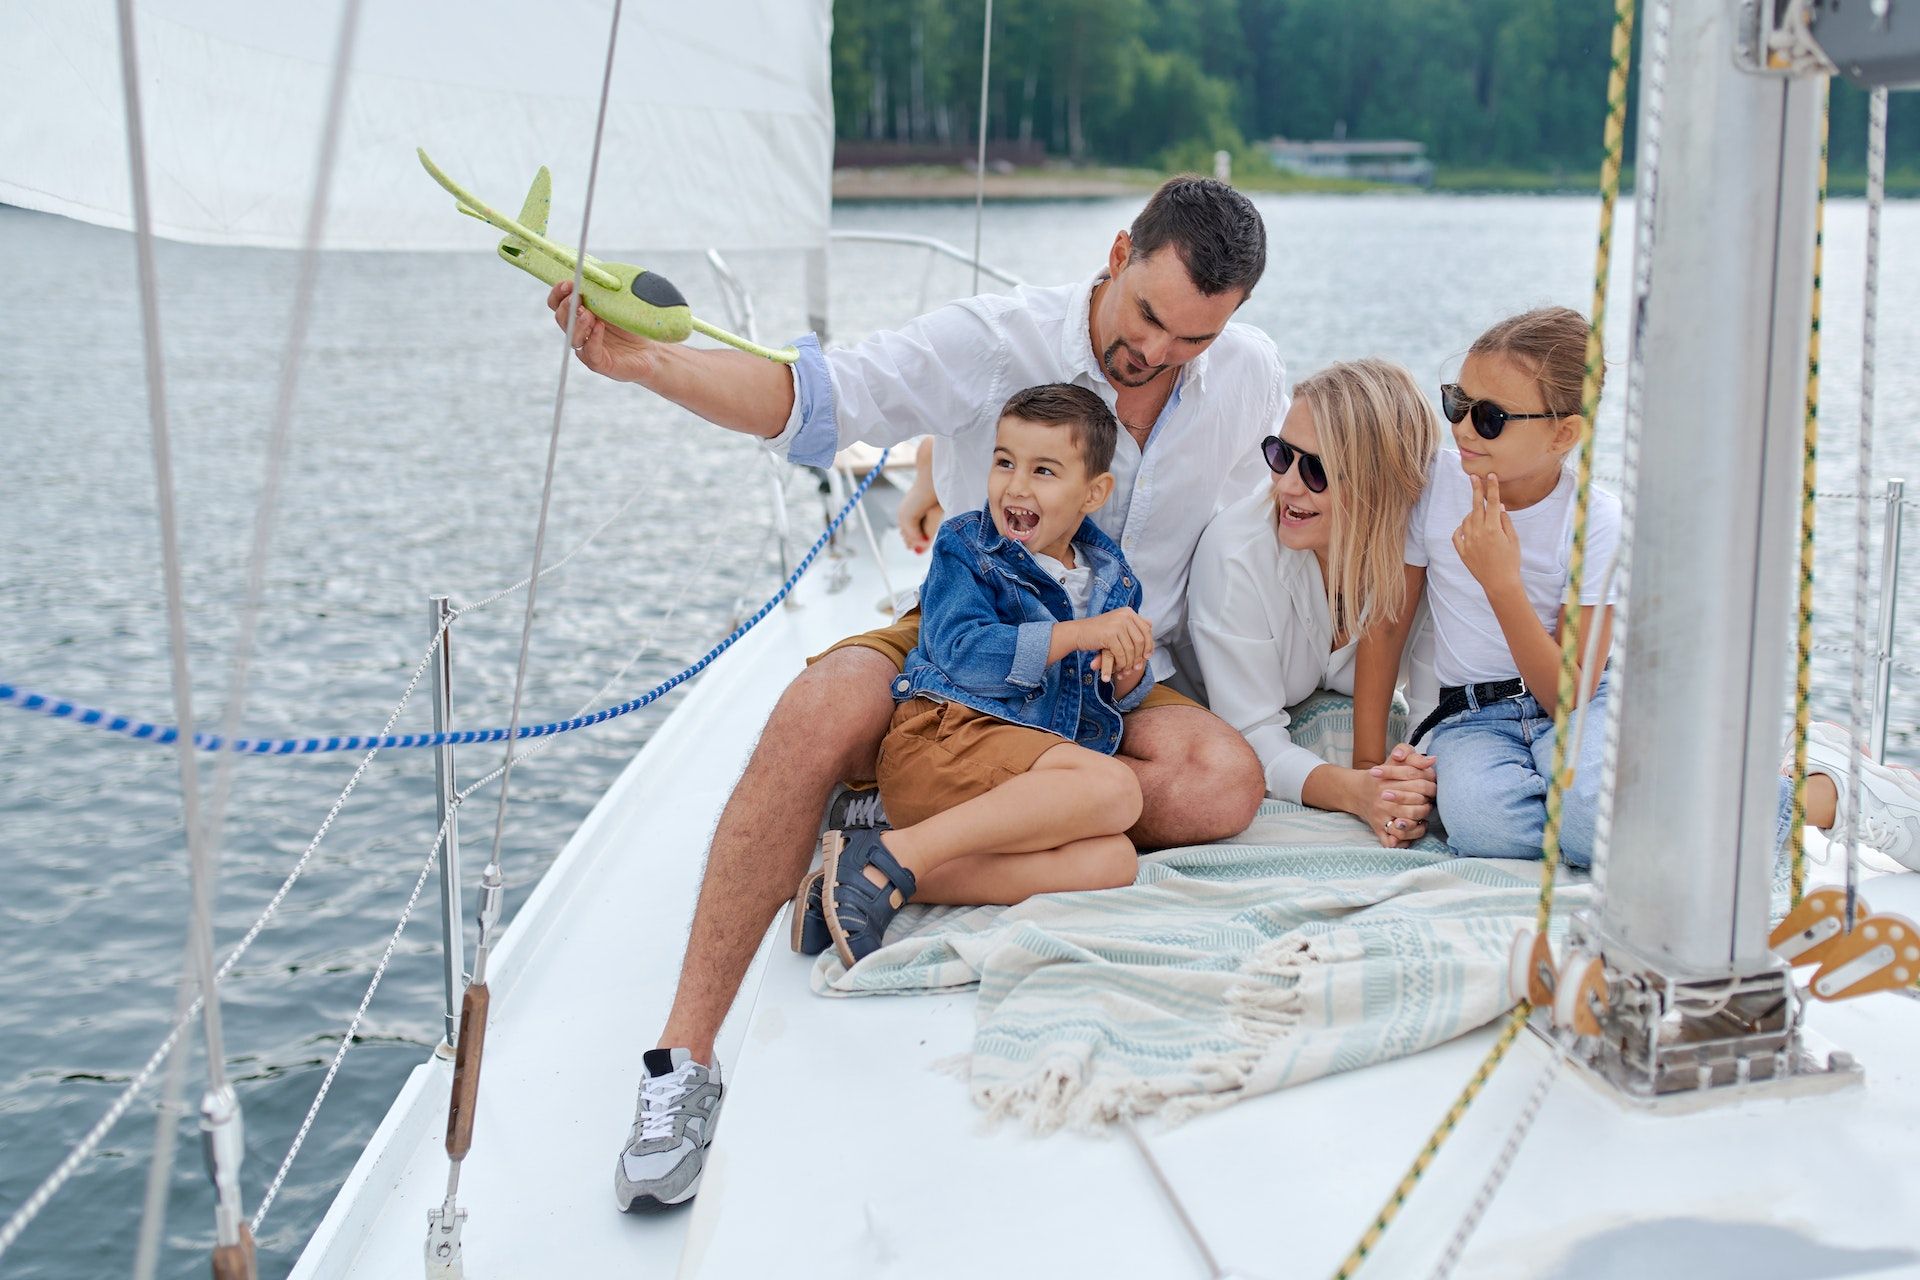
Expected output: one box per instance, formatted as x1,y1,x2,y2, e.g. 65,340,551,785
1129,175,1266,299
999,383,1118,476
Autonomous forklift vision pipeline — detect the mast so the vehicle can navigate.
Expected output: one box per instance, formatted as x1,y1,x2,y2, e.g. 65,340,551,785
1598,4,1824,975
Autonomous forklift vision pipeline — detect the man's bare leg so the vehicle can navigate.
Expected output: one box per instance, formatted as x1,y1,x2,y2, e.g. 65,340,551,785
1119,703,1265,848
658,646,897,1060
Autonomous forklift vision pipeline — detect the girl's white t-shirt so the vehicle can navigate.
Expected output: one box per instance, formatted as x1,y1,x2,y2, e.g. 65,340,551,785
1029,550,1096,619
1405,451,1622,688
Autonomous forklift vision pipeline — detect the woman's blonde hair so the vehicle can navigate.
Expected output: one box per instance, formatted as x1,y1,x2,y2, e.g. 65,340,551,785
1294,358,1441,637
1468,305,1599,416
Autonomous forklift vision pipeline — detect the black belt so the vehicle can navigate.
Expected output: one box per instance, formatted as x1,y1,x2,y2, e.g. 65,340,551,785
1408,678,1529,747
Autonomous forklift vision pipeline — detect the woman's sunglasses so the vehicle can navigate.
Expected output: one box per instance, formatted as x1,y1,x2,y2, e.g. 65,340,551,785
1440,383,1565,440
1261,434,1328,493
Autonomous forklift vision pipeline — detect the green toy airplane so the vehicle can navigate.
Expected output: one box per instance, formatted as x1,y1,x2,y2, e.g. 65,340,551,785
418,148,797,364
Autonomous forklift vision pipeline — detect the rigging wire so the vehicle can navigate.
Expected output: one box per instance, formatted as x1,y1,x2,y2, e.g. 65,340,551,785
971,0,993,295
109,0,256,1267
1843,86,1889,929
0,454,886,1263
130,2,366,1272
250,519,729,1228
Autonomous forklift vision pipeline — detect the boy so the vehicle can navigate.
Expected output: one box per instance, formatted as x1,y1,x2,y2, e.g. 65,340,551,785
810,383,1158,966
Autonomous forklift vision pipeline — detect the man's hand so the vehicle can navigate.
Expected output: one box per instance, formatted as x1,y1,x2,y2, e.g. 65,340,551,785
898,445,944,553
1452,473,1522,592
548,280,659,384
1066,607,1154,676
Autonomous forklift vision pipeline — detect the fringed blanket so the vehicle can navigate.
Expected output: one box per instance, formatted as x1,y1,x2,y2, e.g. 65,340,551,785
811,801,1587,1131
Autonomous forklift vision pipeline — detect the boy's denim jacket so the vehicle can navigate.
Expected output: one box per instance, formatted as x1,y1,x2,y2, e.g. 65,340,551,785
893,506,1155,755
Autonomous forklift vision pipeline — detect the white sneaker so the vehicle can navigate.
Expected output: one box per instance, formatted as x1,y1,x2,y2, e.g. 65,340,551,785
1804,722,1920,871
614,1048,723,1211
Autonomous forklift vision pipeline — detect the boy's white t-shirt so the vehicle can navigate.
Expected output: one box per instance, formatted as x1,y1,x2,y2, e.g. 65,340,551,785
1030,550,1097,619
1405,451,1622,688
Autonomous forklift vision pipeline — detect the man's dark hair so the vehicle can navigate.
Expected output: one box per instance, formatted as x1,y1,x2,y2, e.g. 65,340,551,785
999,383,1119,476
1128,175,1266,298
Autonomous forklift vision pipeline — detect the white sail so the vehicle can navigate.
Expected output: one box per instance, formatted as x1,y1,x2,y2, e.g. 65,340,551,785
0,0,833,253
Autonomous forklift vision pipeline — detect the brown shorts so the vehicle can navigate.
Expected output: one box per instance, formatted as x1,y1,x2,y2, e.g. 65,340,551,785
808,609,1205,715
875,697,1068,829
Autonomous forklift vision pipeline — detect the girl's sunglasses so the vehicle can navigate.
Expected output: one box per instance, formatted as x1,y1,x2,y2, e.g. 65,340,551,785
1440,383,1565,440
1261,434,1328,493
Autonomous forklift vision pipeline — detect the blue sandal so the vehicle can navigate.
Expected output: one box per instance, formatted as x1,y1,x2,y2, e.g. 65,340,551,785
820,828,917,968
788,866,831,956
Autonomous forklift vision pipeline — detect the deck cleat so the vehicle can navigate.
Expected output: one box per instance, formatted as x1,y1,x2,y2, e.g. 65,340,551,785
1769,887,1871,968
1809,913,1920,1001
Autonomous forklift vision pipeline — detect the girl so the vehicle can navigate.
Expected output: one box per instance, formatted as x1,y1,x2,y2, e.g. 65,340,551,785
1356,307,1920,866
1189,358,1441,847
1356,307,1620,863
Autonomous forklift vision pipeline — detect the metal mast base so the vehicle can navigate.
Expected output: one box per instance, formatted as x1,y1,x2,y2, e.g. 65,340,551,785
1550,918,1862,1110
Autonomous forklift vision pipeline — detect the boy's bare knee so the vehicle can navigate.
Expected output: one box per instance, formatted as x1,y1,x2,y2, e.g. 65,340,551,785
1095,756,1145,832
1096,836,1141,889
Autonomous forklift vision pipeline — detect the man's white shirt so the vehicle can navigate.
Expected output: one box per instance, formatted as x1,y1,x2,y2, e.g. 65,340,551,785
764,272,1288,680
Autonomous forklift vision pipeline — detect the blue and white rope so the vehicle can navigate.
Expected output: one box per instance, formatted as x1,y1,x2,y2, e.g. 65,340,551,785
1,453,888,755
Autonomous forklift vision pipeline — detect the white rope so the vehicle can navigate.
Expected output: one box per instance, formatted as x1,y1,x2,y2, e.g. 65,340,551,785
1843,87,1887,925
251,529,725,1227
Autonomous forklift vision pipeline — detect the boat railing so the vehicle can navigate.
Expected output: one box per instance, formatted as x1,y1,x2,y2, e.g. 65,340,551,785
829,229,1026,315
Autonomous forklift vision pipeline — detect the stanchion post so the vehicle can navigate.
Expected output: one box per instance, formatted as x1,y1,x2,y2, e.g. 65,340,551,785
429,594,464,1053
1871,478,1905,762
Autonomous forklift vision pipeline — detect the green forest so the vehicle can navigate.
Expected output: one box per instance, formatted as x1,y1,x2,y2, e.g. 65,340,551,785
830,0,1914,188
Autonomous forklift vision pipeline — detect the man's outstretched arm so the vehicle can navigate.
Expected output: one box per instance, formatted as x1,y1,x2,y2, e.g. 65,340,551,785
547,280,794,437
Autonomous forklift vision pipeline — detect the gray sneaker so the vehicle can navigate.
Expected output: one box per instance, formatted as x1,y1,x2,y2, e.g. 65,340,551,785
824,784,890,832
614,1048,723,1211
1805,721,1920,871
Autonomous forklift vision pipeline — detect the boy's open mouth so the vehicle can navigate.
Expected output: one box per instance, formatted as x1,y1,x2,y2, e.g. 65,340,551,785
1003,506,1040,541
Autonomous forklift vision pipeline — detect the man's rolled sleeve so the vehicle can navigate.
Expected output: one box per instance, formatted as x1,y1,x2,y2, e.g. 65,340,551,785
766,333,840,469
1009,620,1054,689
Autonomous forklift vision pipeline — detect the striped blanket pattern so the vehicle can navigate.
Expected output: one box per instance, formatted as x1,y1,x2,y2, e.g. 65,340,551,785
811,801,1587,1131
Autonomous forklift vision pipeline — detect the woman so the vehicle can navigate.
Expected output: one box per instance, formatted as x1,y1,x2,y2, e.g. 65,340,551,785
1188,358,1440,846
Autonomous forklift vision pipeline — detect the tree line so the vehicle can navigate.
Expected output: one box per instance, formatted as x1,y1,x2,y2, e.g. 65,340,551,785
831,0,1912,181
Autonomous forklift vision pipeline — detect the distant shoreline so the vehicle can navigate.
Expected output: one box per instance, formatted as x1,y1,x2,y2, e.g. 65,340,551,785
834,164,1920,202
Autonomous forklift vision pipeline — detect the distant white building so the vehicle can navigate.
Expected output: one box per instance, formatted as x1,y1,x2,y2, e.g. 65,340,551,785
1264,137,1435,186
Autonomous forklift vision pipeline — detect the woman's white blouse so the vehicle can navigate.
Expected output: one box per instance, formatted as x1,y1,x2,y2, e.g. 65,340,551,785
1188,489,1435,803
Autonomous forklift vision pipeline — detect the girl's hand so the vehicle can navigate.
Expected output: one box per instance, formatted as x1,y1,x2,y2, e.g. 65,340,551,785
1353,765,1435,847
1452,473,1522,591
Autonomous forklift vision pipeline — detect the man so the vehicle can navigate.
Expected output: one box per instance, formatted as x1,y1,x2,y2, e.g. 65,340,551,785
552,177,1282,1211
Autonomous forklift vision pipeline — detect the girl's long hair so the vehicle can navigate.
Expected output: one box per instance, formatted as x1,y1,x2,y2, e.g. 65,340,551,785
1296,359,1441,637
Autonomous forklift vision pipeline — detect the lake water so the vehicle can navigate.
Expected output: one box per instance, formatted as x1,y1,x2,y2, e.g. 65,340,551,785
2,192,1916,1278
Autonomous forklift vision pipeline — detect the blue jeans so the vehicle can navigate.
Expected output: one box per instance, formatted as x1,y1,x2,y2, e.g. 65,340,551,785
1430,680,1611,866
1431,678,1800,865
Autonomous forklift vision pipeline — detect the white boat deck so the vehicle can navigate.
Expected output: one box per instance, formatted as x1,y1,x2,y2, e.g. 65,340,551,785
293,523,1920,1280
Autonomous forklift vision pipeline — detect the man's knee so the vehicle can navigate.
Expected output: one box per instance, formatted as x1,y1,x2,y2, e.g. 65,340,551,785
1136,713,1263,840
762,649,897,776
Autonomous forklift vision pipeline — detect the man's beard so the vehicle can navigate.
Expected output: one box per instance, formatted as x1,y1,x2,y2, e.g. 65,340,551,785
1101,338,1168,389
